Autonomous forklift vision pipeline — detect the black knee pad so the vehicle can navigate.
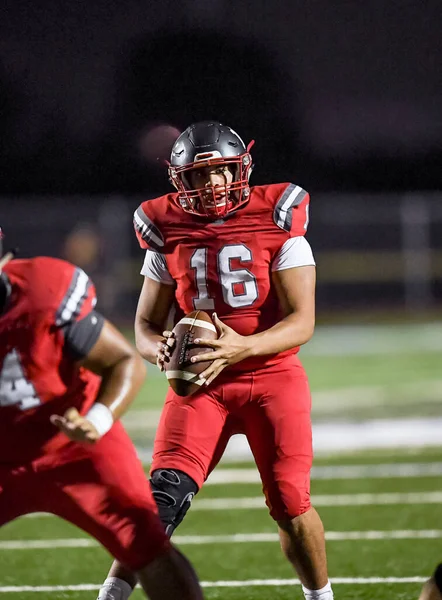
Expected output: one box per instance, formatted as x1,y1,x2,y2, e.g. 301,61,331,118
149,469,198,537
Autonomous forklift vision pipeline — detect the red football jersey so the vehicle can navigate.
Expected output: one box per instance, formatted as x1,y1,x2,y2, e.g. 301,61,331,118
134,183,311,371
0,257,101,463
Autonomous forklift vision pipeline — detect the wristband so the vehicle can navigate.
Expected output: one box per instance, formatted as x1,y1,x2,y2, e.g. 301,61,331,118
85,403,114,436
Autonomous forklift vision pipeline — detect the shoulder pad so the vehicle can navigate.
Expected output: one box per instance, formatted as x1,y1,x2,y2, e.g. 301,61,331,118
9,258,96,326
133,202,165,251
272,183,310,235
54,262,95,326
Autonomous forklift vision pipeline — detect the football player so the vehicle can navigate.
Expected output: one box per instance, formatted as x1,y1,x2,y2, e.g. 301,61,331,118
97,121,334,600
0,230,204,600
418,564,442,600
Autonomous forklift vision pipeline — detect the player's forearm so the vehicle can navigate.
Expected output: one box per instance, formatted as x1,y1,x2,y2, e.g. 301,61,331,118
246,313,315,357
135,318,164,364
93,353,146,421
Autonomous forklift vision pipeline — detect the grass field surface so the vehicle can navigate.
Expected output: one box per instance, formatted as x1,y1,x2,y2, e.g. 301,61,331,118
1,446,441,599
1,321,441,599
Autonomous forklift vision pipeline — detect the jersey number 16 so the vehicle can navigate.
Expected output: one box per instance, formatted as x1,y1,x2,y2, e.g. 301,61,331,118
190,243,259,310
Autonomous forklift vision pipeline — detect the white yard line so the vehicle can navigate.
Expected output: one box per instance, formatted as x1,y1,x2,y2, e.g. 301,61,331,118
125,380,442,429
193,491,442,510
23,490,442,519
0,539,97,550
0,577,428,592
303,322,442,356
2,530,442,550
206,462,442,484
132,418,442,460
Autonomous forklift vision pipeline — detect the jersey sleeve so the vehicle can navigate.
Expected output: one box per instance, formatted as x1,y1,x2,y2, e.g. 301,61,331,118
271,237,315,272
133,202,165,251
52,264,104,359
141,249,175,285
62,310,105,360
272,183,310,237
54,265,97,327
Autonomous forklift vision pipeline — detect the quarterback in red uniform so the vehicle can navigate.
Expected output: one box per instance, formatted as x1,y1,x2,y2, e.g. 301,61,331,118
98,121,334,600
0,234,203,600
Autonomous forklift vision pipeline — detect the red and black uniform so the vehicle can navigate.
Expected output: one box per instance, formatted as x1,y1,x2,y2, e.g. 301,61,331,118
135,183,315,520
0,257,168,569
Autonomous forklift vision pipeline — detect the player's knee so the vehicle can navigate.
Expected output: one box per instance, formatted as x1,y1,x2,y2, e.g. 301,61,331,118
266,482,311,521
150,469,198,536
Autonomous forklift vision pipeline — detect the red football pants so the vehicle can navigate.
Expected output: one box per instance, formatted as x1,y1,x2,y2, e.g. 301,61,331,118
0,422,169,570
152,355,313,520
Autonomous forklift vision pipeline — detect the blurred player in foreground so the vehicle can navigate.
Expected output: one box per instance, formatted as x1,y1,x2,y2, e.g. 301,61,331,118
418,564,442,599
97,121,334,600
0,230,203,600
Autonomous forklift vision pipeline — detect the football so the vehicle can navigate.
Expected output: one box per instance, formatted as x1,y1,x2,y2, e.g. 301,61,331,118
165,310,218,397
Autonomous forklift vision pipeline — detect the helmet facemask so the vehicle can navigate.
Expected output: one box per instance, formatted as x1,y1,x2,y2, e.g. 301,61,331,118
169,149,253,218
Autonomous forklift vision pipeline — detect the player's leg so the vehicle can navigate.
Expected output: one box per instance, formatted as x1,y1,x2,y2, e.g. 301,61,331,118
40,422,204,600
243,357,333,600
100,467,200,597
0,465,42,527
419,564,442,600
136,546,203,600
97,389,229,599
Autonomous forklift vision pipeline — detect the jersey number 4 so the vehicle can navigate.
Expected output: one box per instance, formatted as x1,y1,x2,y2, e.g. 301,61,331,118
0,349,42,411
190,244,259,310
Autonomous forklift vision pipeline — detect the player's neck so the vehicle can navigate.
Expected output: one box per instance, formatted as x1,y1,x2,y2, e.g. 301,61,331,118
0,273,11,315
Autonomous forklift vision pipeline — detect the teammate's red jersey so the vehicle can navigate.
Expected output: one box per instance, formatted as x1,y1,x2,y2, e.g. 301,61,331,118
0,257,101,462
134,183,310,370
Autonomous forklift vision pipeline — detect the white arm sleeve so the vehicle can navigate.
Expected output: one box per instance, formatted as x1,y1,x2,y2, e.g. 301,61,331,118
140,249,175,285
271,237,316,272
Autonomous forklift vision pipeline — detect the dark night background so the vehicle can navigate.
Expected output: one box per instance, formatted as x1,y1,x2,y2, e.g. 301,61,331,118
1,0,442,316
1,0,441,196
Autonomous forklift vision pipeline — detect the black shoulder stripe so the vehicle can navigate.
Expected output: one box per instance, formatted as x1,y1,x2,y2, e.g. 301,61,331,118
273,184,308,232
133,206,164,251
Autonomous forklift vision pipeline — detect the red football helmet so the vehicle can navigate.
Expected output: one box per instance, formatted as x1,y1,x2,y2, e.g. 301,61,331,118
168,121,254,218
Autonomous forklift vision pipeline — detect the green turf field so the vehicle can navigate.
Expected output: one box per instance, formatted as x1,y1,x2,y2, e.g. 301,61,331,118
1,321,441,599
1,446,441,599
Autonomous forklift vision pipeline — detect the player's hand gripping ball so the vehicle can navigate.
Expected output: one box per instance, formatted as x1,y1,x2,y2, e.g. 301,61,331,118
161,310,218,397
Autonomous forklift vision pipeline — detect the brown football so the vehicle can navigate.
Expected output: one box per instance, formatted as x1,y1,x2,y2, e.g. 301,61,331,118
165,310,218,397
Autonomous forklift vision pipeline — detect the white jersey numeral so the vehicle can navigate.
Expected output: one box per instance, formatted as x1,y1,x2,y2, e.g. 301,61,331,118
190,248,215,310
191,243,258,309
0,349,42,411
